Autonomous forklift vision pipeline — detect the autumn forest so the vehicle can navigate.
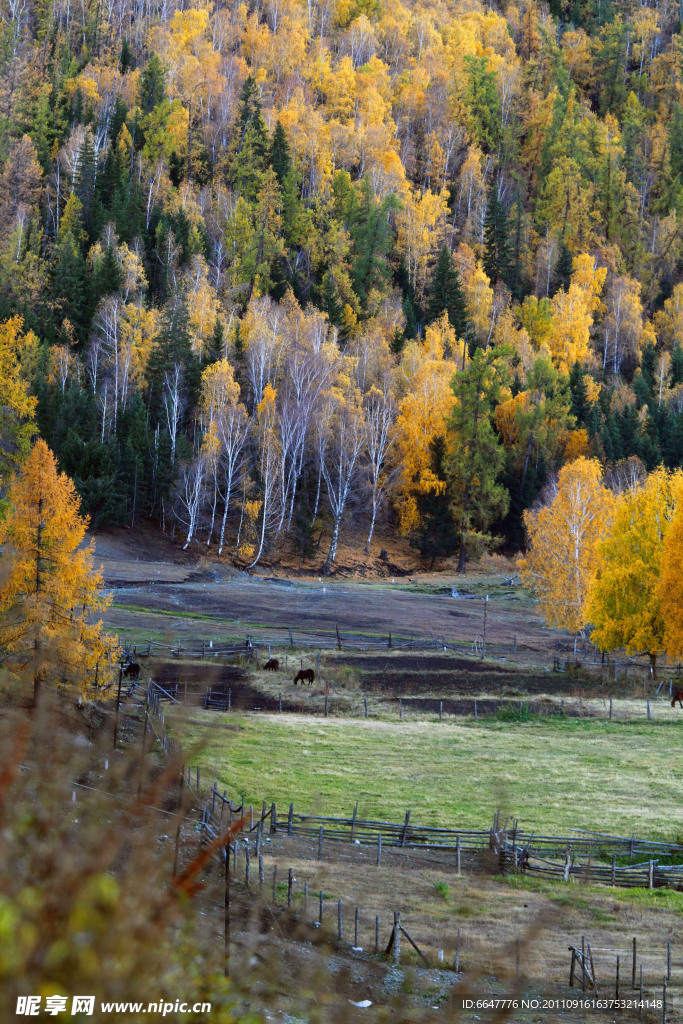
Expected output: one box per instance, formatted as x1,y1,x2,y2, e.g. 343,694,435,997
2,0,683,659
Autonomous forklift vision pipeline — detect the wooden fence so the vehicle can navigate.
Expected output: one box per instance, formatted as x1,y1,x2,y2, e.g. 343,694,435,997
135,688,683,893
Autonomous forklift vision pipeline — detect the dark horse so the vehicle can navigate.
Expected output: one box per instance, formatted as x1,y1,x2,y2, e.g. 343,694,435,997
294,668,315,685
672,689,683,709
123,662,140,681
264,658,279,672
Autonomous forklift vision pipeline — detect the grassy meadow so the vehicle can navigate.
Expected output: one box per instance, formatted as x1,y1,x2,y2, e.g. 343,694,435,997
172,712,683,841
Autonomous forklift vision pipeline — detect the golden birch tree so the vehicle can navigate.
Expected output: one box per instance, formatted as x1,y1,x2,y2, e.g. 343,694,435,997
520,457,614,638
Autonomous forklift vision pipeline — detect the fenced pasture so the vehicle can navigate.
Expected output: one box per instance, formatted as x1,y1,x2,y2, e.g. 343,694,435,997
131,682,683,1022
165,710,683,842
107,573,680,686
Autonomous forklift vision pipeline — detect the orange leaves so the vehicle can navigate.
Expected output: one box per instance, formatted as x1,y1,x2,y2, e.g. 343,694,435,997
0,441,118,701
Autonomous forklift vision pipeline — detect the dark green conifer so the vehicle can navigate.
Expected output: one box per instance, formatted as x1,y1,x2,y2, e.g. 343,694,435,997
425,244,469,341
483,186,512,286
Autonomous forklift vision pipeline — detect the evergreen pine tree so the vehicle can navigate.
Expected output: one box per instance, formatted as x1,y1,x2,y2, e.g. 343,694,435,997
555,241,573,291
52,233,90,344
425,244,469,338
483,186,512,286
350,175,399,309
411,436,459,569
119,38,135,72
321,271,344,329
568,361,589,425
139,53,166,113
75,131,97,233
671,342,683,385
229,76,269,202
145,292,196,425
270,120,291,185
92,243,122,301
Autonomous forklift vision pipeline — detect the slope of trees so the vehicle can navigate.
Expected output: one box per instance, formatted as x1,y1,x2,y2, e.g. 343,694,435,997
0,0,682,571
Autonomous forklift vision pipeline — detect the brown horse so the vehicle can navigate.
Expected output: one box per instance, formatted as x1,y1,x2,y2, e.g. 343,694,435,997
672,689,683,709
264,658,279,672
294,668,315,685
122,662,140,681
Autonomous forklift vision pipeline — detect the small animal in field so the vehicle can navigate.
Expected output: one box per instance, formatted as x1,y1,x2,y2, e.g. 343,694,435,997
122,662,140,681
264,658,279,672
672,689,683,709
294,668,315,685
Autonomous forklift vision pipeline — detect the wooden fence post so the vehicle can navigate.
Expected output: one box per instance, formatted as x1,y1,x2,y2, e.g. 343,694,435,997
616,955,620,1000
393,912,400,962
355,907,360,947
318,825,324,860
288,802,294,835
632,937,637,989
350,801,358,842
401,810,411,846
338,899,343,940
456,835,461,876
364,697,368,718
270,802,277,833
258,854,264,891
377,833,382,866
319,890,323,924
224,844,230,977
582,936,586,992
375,916,380,953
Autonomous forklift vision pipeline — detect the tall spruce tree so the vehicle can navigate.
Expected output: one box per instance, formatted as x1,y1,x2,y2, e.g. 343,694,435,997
483,186,512,286
425,244,469,339
229,76,269,202
270,119,291,185
412,436,459,568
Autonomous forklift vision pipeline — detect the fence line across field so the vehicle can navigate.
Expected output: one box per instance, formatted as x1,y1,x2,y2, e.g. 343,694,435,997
120,627,679,680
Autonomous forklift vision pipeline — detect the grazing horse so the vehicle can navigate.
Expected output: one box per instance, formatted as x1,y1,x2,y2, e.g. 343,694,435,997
264,658,279,672
123,662,140,681
294,668,315,685
672,689,683,709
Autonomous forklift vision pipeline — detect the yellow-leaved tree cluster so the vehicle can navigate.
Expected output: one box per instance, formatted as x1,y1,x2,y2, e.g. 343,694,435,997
0,440,118,704
520,458,683,668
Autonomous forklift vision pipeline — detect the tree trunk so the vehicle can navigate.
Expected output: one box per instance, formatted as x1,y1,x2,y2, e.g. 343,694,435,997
365,500,378,555
457,533,467,574
323,518,340,576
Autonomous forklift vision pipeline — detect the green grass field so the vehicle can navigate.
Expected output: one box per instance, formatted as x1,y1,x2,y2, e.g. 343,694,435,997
173,712,683,841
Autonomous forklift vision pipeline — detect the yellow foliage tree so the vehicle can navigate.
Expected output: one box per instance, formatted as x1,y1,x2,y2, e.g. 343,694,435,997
394,354,457,533
0,440,118,704
588,467,683,669
520,457,615,637
0,316,37,481
658,502,683,661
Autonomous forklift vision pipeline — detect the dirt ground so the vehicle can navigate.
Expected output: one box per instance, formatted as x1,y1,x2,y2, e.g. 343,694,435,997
180,812,683,1024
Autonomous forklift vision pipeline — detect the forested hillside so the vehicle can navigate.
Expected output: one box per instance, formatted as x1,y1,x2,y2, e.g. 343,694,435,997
1,0,683,571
